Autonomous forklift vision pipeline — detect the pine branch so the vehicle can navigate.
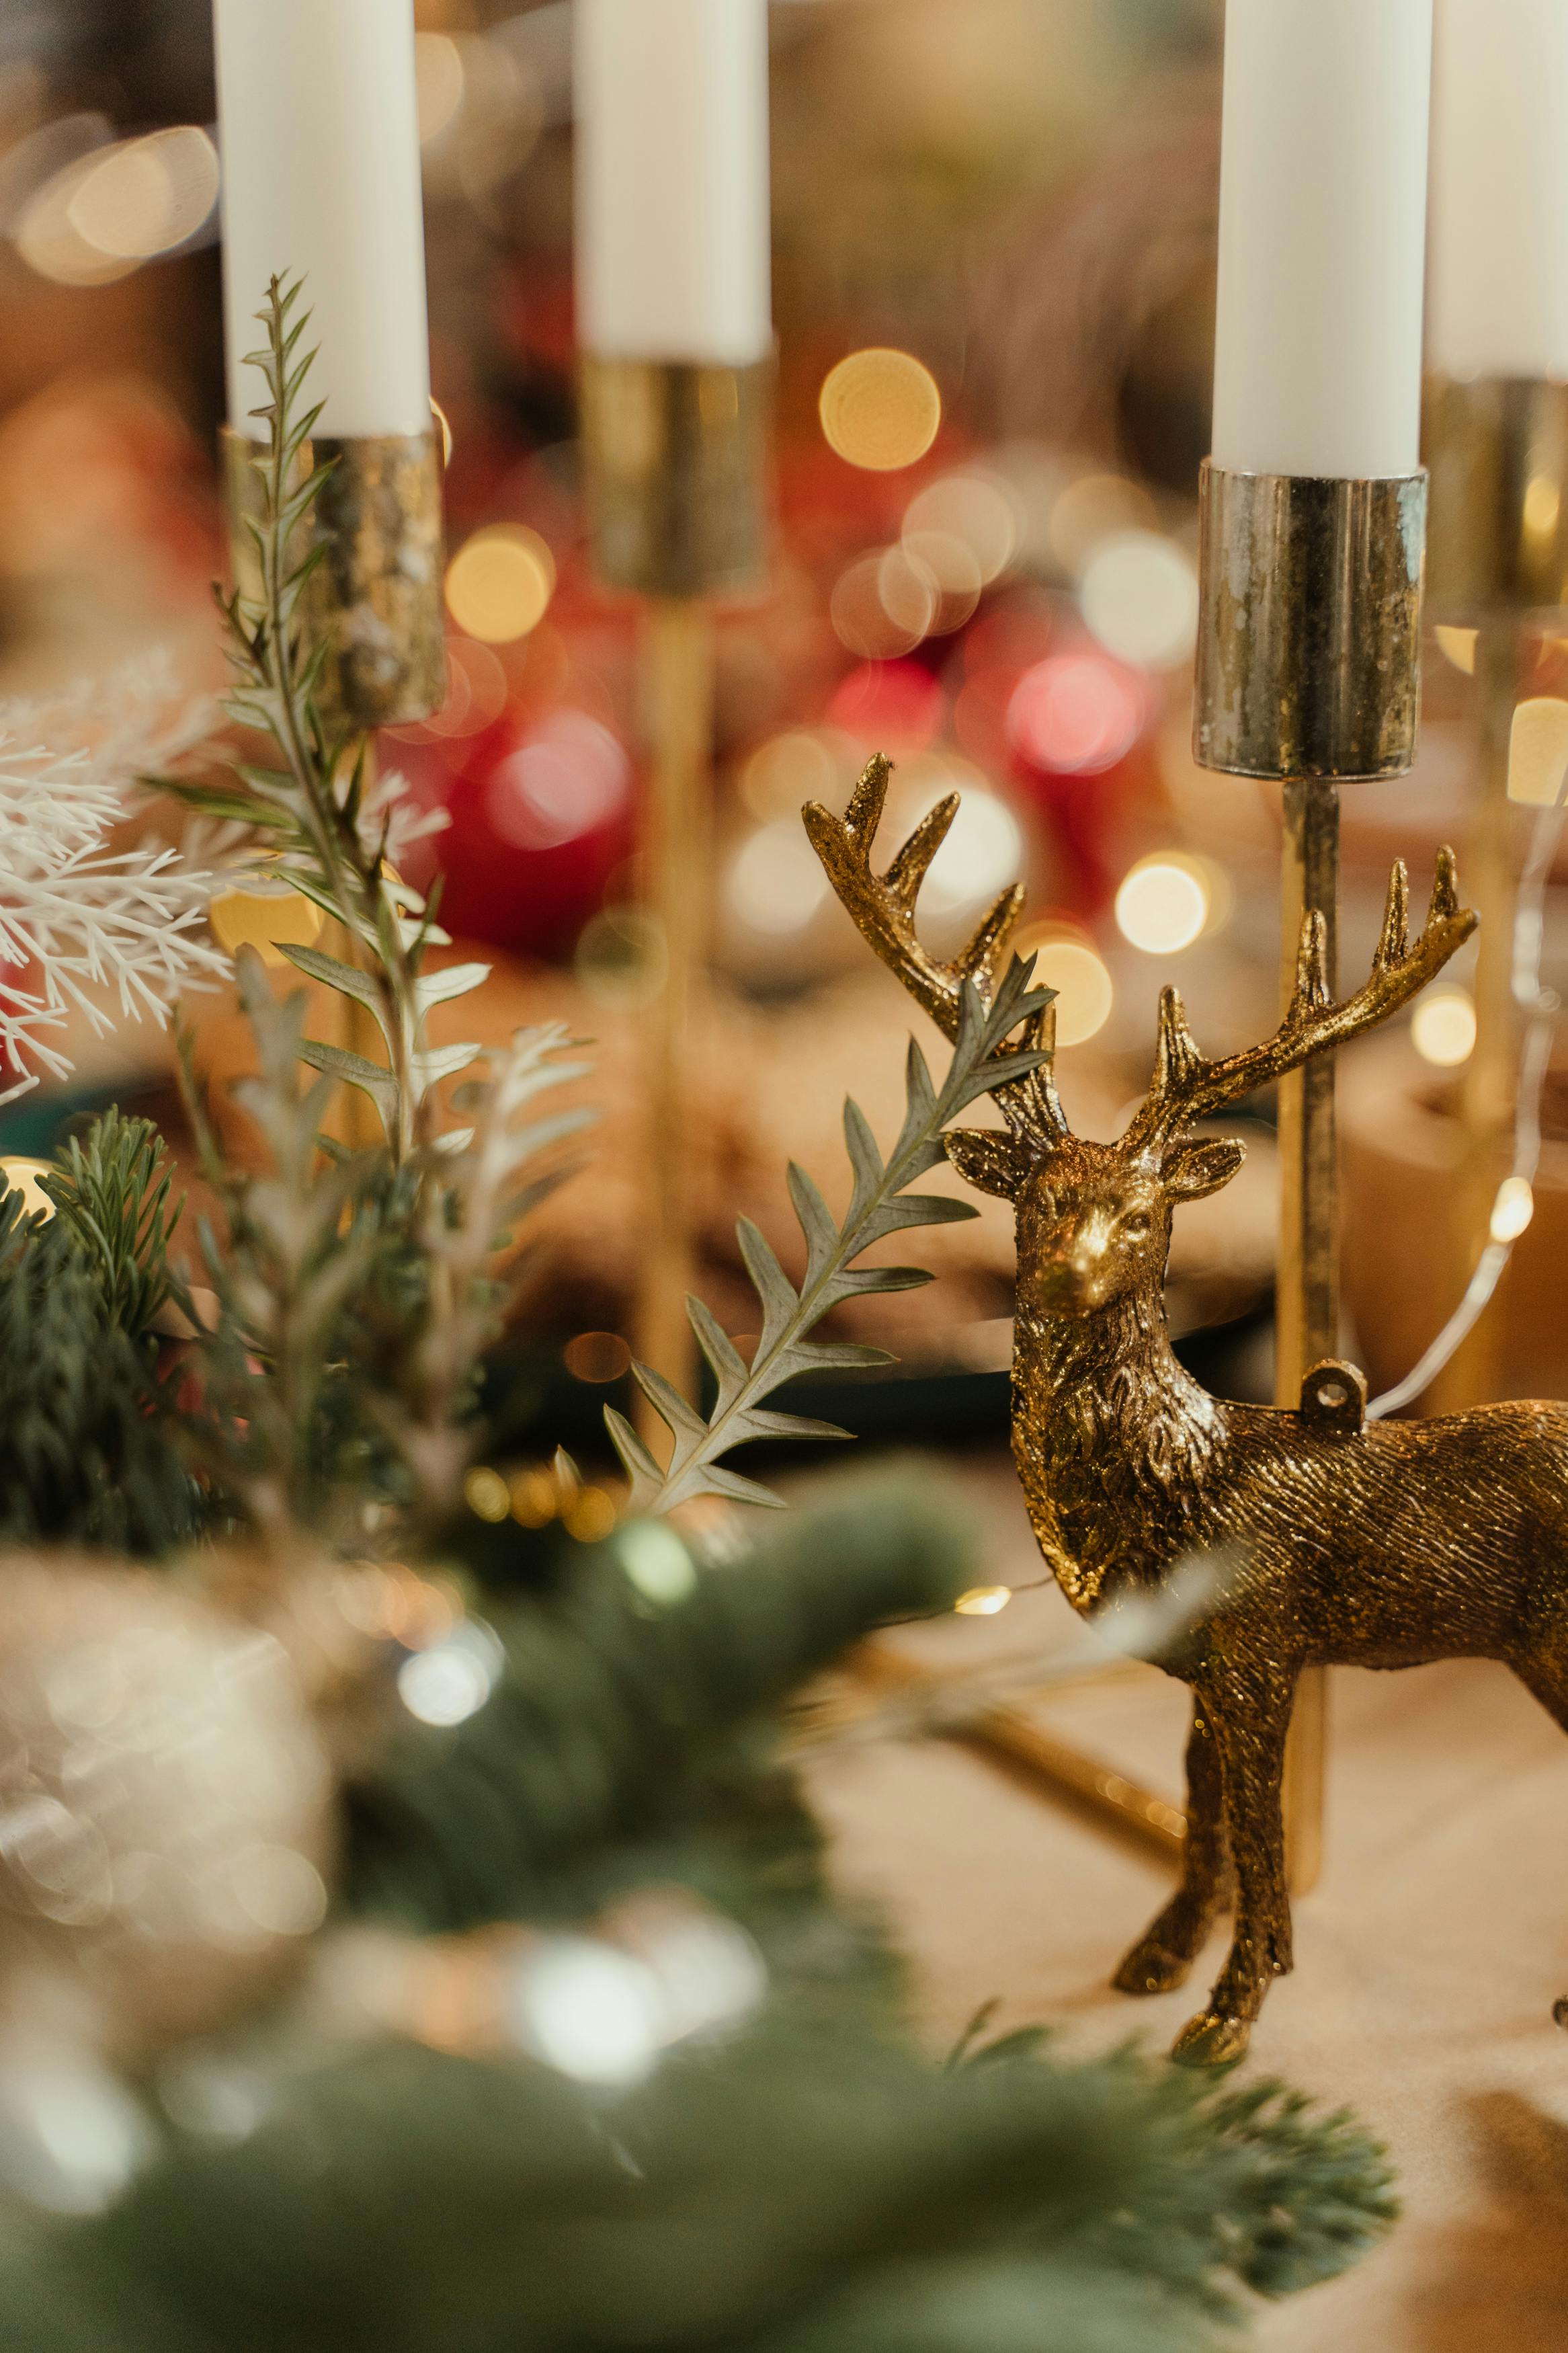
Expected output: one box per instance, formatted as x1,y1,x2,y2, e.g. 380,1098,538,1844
41,1109,182,1339
0,1170,200,1552
606,957,1052,1514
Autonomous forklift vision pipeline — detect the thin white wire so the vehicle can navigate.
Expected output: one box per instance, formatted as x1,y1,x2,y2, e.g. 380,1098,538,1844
1367,759,1567,1421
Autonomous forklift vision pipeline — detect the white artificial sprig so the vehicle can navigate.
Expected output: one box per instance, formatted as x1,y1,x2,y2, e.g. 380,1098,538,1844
0,665,228,1103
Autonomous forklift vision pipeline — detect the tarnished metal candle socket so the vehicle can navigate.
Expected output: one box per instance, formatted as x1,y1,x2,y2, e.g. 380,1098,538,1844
1425,376,1568,621
1194,464,1427,783
221,426,446,728
580,354,770,600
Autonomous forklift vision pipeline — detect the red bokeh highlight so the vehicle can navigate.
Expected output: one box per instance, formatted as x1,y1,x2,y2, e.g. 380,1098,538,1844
1006,652,1146,777
825,658,944,752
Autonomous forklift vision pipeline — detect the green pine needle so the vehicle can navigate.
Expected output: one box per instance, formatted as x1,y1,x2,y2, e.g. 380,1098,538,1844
41,1107,182,1339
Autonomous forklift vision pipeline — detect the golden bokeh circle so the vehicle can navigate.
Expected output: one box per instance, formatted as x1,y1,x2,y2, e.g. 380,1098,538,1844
444,526,556,644
1014,924,1114,1047
819,349,942,473
210,881,326,969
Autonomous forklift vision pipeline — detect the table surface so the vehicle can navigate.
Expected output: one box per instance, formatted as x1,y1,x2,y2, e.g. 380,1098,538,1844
799,1451,1568,2353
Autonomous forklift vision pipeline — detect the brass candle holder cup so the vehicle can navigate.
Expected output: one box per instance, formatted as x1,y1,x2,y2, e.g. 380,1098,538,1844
579,354,771,602
221,425,446,730
1194,464,1426,783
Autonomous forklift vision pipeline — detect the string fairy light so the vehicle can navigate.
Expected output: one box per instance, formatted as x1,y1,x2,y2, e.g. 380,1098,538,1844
1368,771,1567,1419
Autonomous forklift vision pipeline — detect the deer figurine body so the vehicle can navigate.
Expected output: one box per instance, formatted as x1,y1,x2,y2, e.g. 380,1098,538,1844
807,755,1568,2064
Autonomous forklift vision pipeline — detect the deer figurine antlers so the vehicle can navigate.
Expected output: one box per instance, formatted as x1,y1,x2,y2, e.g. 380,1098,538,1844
803,755,1568,2065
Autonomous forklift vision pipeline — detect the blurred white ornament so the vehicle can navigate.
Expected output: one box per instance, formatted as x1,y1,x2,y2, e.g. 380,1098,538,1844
0,1560,333,2053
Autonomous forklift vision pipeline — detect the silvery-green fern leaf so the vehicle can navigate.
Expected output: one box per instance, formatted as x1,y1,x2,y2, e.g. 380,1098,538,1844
606,957,1052,1515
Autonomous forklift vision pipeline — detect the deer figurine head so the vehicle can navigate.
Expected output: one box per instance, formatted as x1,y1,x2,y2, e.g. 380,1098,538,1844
800,754,1550,2071
806,752,1472,1334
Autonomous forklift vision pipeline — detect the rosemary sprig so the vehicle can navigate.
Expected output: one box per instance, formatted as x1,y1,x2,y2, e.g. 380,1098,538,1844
607,955,1051,1514
161,274,488,1164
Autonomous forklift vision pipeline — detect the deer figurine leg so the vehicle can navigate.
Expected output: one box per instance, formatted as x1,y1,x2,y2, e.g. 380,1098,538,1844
1171,1668,1296,2066
1113,1696,1233,1995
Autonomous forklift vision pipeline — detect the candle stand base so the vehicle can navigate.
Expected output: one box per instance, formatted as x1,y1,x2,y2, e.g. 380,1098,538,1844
581,353,770,1427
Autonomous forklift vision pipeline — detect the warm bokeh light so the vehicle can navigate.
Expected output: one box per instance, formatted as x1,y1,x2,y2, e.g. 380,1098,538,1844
1491,1176,1536,1244
954,1585,1012,1616
444,526,556,643
829,549,932,659
1508,696,1568,806
1114,854,1210,955
564,1331,632,1384
464,1466,511,1523
1525,473,1561,546
819,348,942,471
0,1158,54,1220
510,1466,560,1529
1007,653,1143,774
1014,924,1114,1046
741,729,848,820
1048,471,1158,573
563,1487,618,1543
903,471,1019,585
900,528,982,632
727,820,831,937
485,711,629,849
209,880,326,969
415,31,467,144
1434,625,1477,675
17,127,218,284
390,635,509,747
70,128,218,260
1411,987,1477,1068
894,776,1024,924
1079,532,1199,670
875,541,941,640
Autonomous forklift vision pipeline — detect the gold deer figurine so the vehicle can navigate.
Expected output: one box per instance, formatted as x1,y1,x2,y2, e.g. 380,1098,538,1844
805,754,1568,2065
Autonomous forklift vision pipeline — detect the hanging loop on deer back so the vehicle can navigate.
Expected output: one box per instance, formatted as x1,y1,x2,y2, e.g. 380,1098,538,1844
1298,1359,1367,1437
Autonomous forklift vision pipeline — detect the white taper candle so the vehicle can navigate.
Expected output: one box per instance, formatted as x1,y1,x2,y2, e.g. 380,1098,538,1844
575,0,772,366
213,0,431,438
1430,0,1568,381
1211,0,1434,478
